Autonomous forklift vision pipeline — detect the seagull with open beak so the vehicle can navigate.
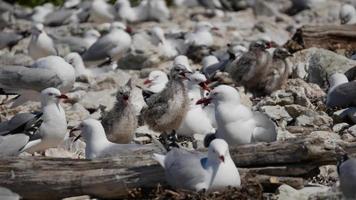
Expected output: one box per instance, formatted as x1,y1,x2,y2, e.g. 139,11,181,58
197,85,277,146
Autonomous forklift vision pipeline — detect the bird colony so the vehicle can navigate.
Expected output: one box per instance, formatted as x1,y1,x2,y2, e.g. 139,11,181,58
0,0,356,199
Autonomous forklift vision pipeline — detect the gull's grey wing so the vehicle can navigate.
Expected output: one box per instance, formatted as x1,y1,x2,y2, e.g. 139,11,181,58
82,36,117,62
252,112,277,143
0,32,23,50
4,113,43,136
164,148,206,190
0,113,36,135
327,81,356,108
45,9,74,26
52,35,87,53
0,134,29,156
0,65,62,93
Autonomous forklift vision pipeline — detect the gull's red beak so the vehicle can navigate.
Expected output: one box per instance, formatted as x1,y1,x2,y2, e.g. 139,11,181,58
266,41,273,49
123,95,129,101
143,79,152,85
196,97,212,106
56,94,68,99
219,155,225,163
126,26,133,34
199,81,211,92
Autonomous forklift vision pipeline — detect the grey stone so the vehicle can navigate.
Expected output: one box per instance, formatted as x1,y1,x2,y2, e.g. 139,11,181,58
290,48,356,87
332,123,350,133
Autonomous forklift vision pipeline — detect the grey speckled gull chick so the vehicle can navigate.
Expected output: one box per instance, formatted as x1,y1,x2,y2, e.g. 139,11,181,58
72,118,158,159
197,85,277,145
101,79,137,143
338,154,356,199
142,66,190,147
262,48,292,95
326,73,356,108
227,40,272,95
153,139,240,191
28,23,58,60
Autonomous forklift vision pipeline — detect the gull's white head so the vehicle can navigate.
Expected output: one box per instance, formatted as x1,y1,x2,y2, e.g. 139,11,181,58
78,118,107,143
195,22,216,32
340,4,356,24
173,55,192,72
32,23,44,35
328,73,349,89
144,70,169,87
84,29,101,39
149,26,165,44
64,52,85,74
41,87,68,106
115,0,131,7
110,22,127,31
207,139,230,164
197,85,240,106
188,71,207,85
202,55,219,69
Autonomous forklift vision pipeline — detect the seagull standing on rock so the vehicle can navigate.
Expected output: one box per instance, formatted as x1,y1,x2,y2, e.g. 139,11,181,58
115,0,149,23
89,0,116,23
82,22,132,68
153,139,240,191
197,85,277,145
176,72,215,139
101,80,137,144
185,22,217,47
28,23,58,60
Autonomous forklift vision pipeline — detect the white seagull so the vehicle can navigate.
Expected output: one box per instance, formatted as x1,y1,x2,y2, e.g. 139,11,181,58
28,23,58,60
153,139,241,191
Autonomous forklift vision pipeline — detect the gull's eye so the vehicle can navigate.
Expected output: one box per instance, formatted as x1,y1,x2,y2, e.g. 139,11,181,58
48,93,53,96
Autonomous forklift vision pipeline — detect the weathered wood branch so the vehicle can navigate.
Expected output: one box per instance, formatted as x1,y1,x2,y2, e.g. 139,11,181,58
285,25,356,52
0,137,353,199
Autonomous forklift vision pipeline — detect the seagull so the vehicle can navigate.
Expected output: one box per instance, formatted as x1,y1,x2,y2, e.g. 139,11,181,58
0,56,75,106
176,72,215,138
148,26,187,59
101,79,137,144
0,88,68,155
0,31,26,50
143,70,169,93
89,0,116,23
227,40,272,95
65,52,91,81
338,154,356,199
115,0,149,23
185,22,218,47
340,4,356,24
82,22,132,68
44,8,77,26
173,0,199,7
173,55,193,72
142,66,191,148
72,118,157,159
261,48,292,95
326,73,356,108
52,29,101,54
197,85,277,145
153,139,240,191
31,3,54,23
147,0,171,22
28,23,58,60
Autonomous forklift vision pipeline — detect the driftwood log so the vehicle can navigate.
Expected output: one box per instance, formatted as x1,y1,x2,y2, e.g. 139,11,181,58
285,25,356,53
0,137,354,199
